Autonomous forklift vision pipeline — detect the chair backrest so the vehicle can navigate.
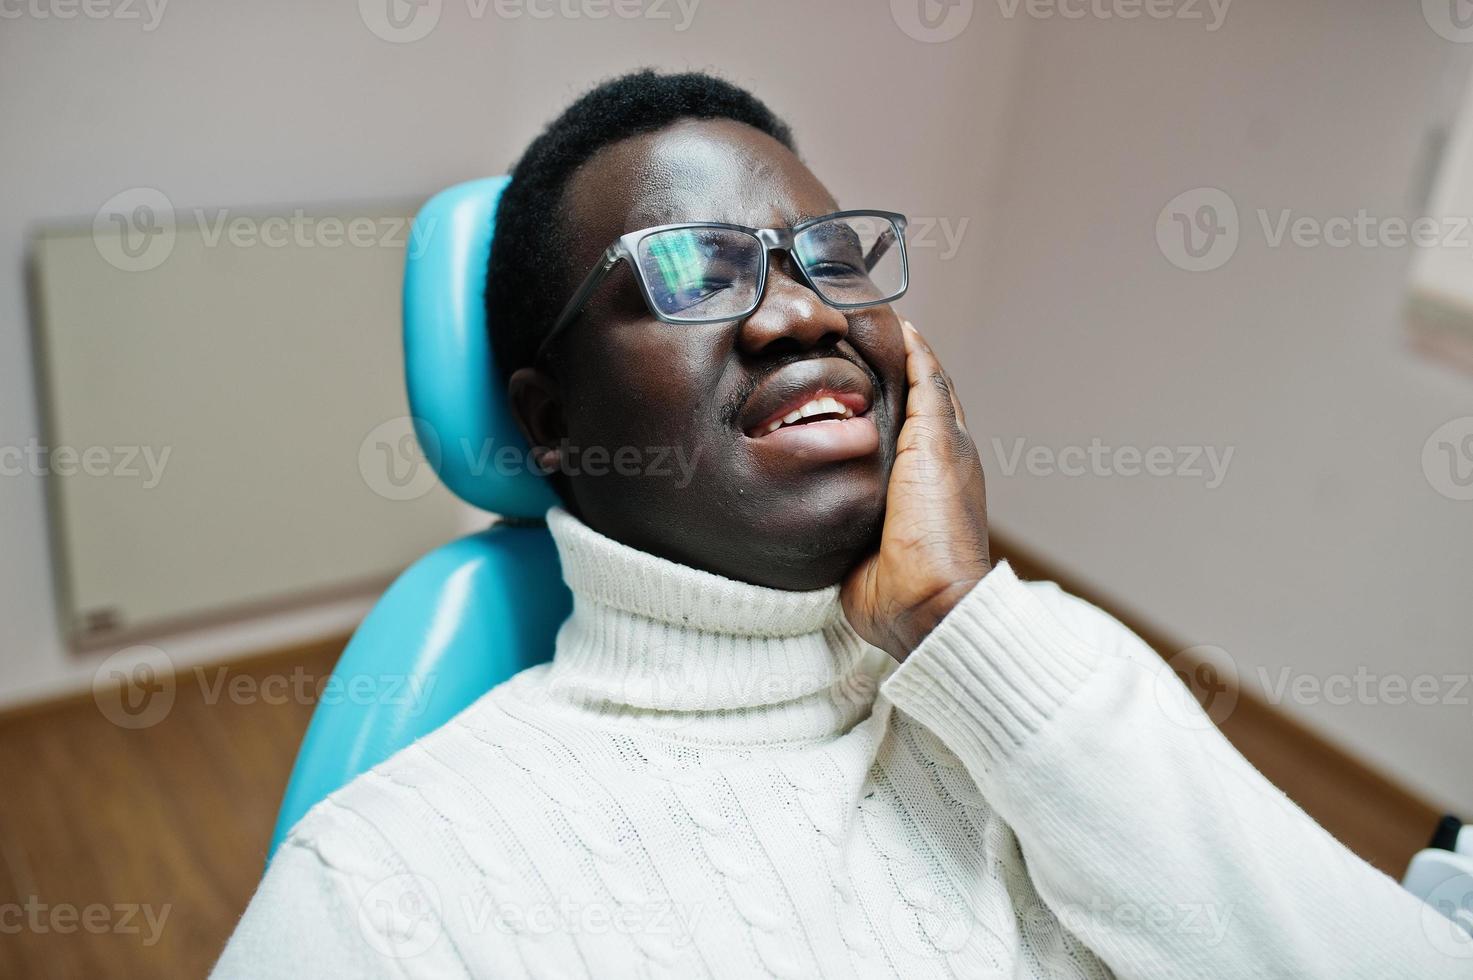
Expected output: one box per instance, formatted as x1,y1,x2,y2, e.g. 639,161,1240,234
269,178,571,857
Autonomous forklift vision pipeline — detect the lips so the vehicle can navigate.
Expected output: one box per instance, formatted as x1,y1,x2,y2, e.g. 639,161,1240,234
740,358,874,438
738,357,882,465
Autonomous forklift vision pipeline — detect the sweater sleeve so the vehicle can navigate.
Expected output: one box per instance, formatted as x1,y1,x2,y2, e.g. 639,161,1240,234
879,561,1468,980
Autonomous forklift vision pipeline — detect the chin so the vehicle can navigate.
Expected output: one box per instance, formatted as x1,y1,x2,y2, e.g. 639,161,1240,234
583,460,889,592
738,470,887,590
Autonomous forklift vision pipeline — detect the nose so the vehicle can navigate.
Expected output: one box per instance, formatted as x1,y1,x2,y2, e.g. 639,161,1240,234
736,252,849,357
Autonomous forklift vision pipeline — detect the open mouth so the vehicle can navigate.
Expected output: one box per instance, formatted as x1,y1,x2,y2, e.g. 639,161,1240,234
738,358,881,464
748,392,865,437
739,357,875,437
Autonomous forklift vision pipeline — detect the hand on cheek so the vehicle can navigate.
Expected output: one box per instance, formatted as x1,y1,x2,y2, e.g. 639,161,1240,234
840,320,991,661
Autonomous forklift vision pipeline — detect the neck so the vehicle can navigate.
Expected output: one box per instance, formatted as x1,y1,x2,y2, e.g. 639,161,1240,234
541,507,891,745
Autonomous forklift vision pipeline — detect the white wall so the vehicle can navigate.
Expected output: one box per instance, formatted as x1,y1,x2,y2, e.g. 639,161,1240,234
971,0,1473,812
0,1,1025,706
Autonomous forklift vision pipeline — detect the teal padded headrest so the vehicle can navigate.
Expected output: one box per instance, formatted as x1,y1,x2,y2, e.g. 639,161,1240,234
403,176,560,518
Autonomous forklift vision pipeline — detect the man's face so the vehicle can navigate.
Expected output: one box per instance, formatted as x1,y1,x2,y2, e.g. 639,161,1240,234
511,117,907,590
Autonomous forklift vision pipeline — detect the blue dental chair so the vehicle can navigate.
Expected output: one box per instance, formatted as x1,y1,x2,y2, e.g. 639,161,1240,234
269,177,571,857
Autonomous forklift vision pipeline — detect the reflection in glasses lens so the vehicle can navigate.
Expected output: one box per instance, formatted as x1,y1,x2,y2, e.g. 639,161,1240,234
636,228,761,320
794,215,905,307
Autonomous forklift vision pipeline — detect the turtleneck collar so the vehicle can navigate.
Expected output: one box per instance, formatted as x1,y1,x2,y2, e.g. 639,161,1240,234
541,507,893,745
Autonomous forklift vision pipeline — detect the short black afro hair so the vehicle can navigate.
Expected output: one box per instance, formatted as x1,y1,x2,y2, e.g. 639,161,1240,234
485,68,796,384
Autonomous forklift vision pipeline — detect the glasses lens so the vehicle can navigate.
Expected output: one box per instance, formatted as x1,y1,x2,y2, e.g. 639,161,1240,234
793,214,906,307
635,227,762,321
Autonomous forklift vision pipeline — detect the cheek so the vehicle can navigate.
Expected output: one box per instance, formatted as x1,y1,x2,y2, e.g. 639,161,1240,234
878,336,907,387
564,328,721,447
852,314,907,404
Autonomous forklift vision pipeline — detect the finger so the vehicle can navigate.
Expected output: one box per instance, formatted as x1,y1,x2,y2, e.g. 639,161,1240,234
910,324,969,431
902,320,968,433
939,363,969,432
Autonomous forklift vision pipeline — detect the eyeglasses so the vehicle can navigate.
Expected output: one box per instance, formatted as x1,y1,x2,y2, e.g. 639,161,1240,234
536,210,909,362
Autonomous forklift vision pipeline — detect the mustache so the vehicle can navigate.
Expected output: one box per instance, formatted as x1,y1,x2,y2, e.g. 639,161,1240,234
720,347,884,430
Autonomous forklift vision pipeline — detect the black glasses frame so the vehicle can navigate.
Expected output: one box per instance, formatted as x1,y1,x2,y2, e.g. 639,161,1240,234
534,209,909,362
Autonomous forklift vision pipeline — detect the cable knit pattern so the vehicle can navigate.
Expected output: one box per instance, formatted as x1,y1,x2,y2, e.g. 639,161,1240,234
214,509,1464,979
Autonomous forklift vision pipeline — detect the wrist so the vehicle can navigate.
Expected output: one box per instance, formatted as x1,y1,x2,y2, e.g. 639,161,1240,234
894,569,989,659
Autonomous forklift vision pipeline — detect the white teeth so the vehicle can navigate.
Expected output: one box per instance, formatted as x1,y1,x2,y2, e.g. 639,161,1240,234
759,396,854,435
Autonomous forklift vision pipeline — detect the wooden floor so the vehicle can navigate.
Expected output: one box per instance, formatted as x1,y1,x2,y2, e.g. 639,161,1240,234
0,542,1447,978
0,637,343,980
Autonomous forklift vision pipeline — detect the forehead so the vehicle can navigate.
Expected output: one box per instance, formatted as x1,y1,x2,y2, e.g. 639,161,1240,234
561,118,839,252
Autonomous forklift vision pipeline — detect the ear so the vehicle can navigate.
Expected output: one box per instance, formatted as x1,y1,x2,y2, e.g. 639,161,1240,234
507,366,566,475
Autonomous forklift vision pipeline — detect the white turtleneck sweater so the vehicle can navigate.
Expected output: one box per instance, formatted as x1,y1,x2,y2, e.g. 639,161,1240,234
214,508,1462,979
